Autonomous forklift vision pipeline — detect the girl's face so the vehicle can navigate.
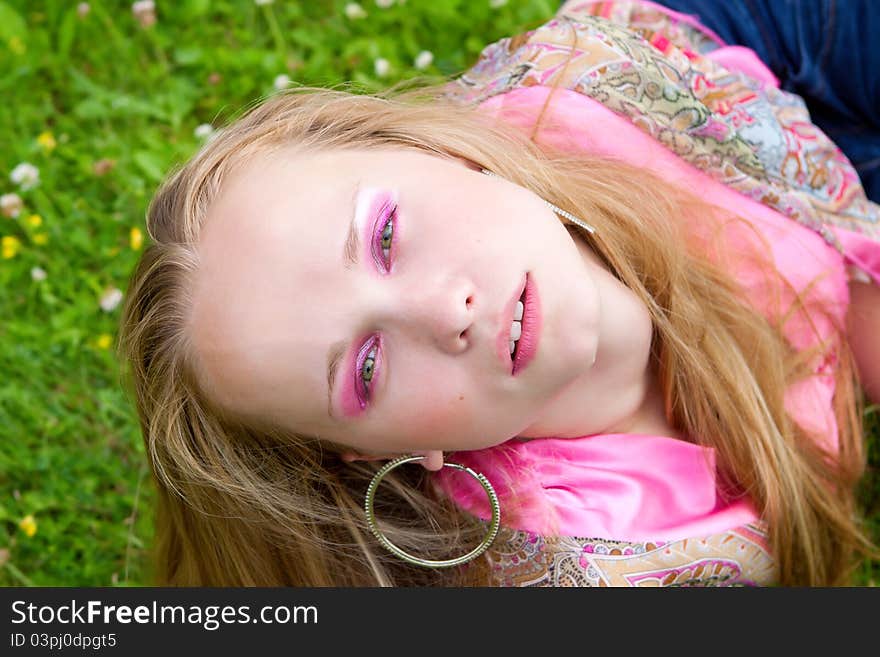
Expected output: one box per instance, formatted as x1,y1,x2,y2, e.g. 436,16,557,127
191,146,636,457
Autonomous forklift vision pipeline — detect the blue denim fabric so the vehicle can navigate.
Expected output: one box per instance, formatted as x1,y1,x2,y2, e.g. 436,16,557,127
559,0,880,201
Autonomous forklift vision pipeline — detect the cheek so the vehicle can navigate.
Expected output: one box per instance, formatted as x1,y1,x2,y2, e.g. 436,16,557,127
389,381,521,452
393,377,476,436
387,364,501,448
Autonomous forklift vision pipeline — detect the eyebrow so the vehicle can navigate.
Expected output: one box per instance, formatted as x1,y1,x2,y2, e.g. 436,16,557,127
327,180,363,419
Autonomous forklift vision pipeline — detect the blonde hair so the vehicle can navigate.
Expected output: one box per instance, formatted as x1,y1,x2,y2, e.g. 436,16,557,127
118,77,874,586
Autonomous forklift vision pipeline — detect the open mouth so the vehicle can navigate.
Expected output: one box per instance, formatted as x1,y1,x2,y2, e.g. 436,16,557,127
510,273,539,376
509,286,526,361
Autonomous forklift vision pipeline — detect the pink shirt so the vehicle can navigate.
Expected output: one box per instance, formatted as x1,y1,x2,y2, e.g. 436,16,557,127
432,50,878,541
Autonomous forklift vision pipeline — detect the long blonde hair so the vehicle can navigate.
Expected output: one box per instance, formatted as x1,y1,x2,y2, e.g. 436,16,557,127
117,78,873,586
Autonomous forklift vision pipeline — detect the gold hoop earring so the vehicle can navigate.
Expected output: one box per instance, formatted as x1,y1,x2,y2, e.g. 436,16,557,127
364,454,501,568
480,168,597,235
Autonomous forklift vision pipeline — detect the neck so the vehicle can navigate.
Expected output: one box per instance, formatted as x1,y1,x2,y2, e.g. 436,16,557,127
600,358,685,440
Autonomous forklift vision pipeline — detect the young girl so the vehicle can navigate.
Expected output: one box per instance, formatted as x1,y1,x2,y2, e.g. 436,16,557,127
118,0,880,586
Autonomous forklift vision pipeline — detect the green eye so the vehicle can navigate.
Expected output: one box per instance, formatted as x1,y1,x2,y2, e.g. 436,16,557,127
362,356,374,382
381,220,393,250
375,204,397,269
361,346,378,388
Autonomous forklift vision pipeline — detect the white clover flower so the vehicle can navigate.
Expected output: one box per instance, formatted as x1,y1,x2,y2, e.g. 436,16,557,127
31,267,47,282
273,74,291,90
100,287,124,313
132,0,156,28
10,163,39,191
77,2,90,18
414,50,433,70
344,2,367,19
255,0,274,5
489,0,508,8
375,0,395,8
1,193,23,218
194,123,215,140
374,58,391,78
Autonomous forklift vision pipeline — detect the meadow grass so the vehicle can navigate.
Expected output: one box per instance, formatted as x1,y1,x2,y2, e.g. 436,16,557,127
1,0,877,586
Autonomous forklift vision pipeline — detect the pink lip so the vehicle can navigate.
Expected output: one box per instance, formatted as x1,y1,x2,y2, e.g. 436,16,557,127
513,274,540,376
495,272,541,375
496,273,527,371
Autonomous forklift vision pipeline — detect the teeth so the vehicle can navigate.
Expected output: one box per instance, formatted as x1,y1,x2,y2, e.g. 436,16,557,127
510,320,522,341
508,295,525,359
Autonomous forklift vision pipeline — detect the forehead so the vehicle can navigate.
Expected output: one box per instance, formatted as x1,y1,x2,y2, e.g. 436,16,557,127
189,150,339,406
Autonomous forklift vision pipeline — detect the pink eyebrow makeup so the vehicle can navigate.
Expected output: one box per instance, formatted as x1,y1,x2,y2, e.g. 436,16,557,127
334,187,395,419
338,334,383,418
358,186,398,272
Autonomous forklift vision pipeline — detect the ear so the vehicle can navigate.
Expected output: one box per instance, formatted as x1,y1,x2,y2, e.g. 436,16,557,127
340,449,444,471
414,450,444,471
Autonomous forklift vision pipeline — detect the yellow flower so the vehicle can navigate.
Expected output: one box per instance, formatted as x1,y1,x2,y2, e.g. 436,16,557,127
33,232,48,245
19,514,37,537
130,226,143,250
2,235,21,258
8,36,26,55
96,333,113,350
26,213,42,227
37,132,56,152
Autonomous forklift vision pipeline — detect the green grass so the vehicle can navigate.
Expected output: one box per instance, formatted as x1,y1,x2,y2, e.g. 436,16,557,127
0,0,877,587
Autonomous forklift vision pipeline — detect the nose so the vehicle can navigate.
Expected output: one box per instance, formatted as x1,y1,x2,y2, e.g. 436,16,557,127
384,272,475,353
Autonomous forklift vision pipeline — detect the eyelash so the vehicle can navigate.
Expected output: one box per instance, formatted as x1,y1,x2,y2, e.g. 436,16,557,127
372,202,397,273
356,203,397,404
